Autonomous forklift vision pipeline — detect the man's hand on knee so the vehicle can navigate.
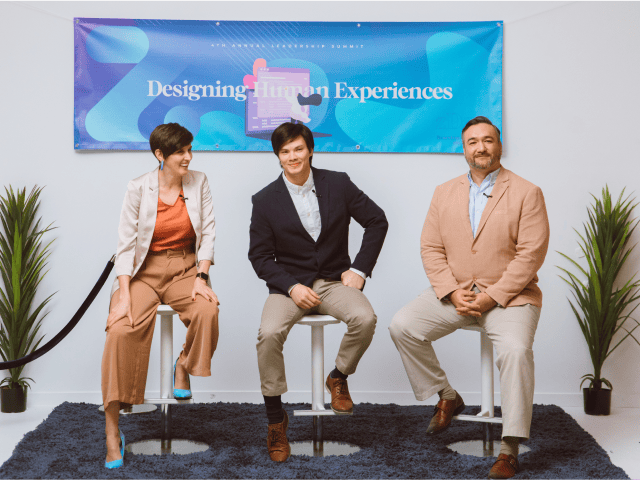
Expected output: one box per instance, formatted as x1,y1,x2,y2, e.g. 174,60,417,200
290,284,322,309
341,270,365,290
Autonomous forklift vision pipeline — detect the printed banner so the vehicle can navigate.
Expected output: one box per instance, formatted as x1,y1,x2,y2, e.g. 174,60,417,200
74,19,502,152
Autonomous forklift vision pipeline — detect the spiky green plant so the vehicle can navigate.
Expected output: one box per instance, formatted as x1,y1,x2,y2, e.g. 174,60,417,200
0,186,56,390
557,186,640,392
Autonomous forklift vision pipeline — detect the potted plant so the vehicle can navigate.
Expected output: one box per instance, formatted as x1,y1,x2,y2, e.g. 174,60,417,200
557,186,640,415
0,186,55,413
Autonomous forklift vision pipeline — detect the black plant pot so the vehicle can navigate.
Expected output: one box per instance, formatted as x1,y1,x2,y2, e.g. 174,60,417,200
1,385,27,413
583,387,611,415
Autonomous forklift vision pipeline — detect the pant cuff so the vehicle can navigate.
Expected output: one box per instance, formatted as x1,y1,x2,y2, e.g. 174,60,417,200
414,381,450,402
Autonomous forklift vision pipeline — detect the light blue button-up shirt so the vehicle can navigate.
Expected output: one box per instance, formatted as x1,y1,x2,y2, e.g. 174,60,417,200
282,172,366,294
468,168,501,237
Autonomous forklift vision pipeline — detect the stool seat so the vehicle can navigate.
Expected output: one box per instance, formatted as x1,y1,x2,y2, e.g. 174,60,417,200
461,324,485,333
156,304,177,315
297,314,341,327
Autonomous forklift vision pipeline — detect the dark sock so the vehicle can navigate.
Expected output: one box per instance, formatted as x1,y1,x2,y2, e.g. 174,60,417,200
329,367,348,380
264,395,284,424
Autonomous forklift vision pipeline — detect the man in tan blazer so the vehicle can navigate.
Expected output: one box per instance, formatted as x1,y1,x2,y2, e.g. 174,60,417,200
390,116,549,479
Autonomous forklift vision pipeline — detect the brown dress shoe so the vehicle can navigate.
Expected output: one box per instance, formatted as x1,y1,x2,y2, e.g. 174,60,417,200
267,410,290,462
488,453,520,479
425,392,465,435
325,374,354,414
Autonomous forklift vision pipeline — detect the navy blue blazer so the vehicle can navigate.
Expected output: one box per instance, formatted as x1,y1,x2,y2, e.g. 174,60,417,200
249,167,388,296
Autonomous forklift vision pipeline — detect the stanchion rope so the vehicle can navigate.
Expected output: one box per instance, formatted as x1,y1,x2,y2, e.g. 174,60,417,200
0,256,115,371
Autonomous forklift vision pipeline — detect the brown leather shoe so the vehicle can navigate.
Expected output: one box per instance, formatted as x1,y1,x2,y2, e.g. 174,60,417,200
488,453,520,479
325,374,354,415
425,392,465,435
267,410,290,462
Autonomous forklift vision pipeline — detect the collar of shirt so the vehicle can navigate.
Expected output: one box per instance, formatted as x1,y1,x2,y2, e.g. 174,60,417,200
467,167,501,193
282,170,315,195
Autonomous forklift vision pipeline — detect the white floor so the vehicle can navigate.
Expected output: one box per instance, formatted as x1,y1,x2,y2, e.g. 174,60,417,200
1,404,639,478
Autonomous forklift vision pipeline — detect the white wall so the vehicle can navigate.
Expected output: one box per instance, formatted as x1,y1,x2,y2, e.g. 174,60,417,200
1,1,639,409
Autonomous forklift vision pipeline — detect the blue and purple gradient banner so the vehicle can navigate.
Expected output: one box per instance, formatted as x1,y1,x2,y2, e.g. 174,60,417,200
74,18,503,153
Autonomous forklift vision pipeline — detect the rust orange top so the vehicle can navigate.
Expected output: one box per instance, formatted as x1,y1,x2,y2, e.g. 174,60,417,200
149,190,196,252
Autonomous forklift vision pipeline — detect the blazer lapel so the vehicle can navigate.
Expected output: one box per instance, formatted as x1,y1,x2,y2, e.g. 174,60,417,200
313,168,330,242
457,176,475,243
181,171,200,232
146,167,160,230
274,174,315,242
473,169,510,242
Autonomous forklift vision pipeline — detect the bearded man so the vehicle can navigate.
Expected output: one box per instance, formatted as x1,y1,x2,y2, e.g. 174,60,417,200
389,116,549,479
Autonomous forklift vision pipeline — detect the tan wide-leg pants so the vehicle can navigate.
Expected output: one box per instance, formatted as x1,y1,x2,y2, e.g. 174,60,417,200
257,279,377,396
389,286,540,439
101,249,219,409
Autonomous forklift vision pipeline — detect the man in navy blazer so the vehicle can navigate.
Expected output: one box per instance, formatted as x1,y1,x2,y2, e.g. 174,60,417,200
249,122,388,462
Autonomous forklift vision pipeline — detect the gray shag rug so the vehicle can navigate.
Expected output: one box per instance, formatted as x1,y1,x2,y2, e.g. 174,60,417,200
0,402,629,479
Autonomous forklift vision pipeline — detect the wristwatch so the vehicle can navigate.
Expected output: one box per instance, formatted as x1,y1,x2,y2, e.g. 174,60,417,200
195,272,209,282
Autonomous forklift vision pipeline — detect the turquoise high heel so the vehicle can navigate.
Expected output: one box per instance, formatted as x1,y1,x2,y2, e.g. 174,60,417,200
104,430,125,469
173,358,192,399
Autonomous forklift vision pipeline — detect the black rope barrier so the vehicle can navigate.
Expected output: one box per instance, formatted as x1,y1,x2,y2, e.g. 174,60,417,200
0,256,115,371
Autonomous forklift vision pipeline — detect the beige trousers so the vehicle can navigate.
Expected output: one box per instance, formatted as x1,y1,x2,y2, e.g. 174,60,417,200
101,249,219,409
257,279,377,396
389,286,540,439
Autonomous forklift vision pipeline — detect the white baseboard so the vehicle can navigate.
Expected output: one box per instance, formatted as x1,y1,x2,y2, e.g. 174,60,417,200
27,390,640,408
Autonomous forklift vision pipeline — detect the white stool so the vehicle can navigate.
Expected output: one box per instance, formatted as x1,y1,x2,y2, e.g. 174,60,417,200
453,325,502,425
126,305,208,456
449,324,503,458
291,314,360,457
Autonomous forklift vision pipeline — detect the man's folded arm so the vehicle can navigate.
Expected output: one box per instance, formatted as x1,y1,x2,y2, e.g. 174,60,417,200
484,186,550,306
248,197,299,295
344,173,389,277
420,185,461,300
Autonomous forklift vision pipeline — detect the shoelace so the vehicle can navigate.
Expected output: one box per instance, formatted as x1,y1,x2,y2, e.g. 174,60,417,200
269,428,286,446
334,379,349,396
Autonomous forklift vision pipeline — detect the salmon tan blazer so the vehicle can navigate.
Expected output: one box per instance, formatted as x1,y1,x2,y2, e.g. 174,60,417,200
420,167,549,308
110,167,215,298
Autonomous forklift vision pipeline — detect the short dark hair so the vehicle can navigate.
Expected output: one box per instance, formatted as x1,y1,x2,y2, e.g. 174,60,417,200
462,116,501,142
149,123,194,161
271,122,314,166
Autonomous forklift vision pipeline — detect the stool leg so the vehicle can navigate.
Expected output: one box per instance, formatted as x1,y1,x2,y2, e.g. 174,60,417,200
483,423,495,456
313,416,324,456
480,331,494,418
310,325,325,449
310,325,325,411
160,314,174,442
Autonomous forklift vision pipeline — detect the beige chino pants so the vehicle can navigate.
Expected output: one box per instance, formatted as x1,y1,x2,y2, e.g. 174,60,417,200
389,286,540,439
257,279,377,396
101,249,219,409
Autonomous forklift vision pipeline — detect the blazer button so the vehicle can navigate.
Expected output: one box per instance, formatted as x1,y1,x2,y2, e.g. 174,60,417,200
314,246,318,252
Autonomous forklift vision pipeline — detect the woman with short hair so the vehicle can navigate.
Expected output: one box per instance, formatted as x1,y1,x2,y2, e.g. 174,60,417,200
102,123,219,468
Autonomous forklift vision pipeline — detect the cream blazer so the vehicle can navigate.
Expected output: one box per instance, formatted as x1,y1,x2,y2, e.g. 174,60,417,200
420,167,549,308
110,167,215,298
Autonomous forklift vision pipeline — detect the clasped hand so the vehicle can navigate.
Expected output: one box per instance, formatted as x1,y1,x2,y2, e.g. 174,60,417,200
449,289,497,317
